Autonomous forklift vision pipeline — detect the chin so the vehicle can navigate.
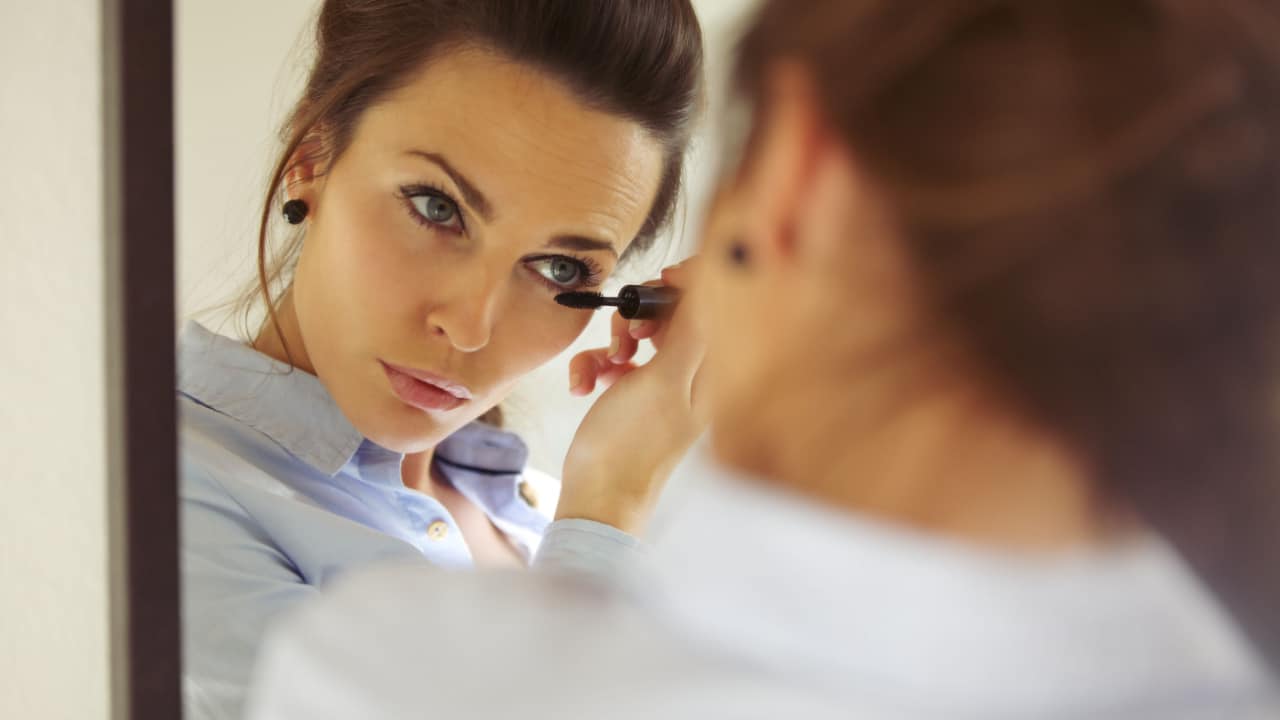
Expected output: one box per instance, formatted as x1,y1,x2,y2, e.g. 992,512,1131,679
359,400,458,454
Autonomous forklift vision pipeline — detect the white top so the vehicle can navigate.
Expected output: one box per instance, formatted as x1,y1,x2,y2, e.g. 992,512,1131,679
246,445,1278,719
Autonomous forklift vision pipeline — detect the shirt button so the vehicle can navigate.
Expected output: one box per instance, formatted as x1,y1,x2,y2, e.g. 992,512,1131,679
518,480,538,508
426,520,450,541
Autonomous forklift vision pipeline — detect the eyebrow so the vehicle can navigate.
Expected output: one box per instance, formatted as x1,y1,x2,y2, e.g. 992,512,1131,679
405,150,495,222
406,149,620,258
547,235,619,259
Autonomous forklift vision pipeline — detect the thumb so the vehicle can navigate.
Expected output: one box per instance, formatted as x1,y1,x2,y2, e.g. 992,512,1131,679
648,287,705,389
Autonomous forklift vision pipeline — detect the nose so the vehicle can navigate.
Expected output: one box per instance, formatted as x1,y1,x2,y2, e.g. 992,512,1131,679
424,263,503,353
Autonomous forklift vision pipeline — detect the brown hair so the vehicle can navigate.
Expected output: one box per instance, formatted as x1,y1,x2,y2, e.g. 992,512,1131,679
248,0,705,362
737,1,1280,668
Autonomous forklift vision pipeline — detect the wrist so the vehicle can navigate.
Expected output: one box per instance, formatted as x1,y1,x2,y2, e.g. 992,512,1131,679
554,472,662,535
554,495,649,536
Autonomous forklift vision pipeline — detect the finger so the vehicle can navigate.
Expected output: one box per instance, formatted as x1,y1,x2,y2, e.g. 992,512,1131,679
661,255,700,288
649,323,669,352
609,309,639,364
647,285,706,385
570,348,639,395
647,258,701,350
660,264,687,287
568,348,612,396
612,277,669,361
624,276,680,349
628,318,657,340
595,359,639,391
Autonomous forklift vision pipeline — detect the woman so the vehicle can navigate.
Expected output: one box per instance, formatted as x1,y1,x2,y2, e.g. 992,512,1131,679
179,1,702,718
249,0,1280,717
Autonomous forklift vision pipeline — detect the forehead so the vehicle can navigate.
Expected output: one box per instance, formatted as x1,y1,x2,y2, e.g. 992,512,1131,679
356,47,666,250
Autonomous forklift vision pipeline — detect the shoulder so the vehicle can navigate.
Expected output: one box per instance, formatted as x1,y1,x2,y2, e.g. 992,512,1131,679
178,396,317,581
179,395,301,499
179,395,326,546
247,564,859,720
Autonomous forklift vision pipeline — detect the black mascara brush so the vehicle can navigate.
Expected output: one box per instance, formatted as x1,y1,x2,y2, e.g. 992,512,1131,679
555,285,681,320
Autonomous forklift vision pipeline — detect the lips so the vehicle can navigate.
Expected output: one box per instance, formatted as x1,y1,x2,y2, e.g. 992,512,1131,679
380,361,473,413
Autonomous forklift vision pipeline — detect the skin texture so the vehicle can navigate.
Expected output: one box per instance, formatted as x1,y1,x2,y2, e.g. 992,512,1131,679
256,47,662,456
253,48,663,563
567,65,1109,550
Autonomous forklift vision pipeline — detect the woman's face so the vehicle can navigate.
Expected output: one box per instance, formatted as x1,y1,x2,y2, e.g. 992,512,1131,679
291,48,664,453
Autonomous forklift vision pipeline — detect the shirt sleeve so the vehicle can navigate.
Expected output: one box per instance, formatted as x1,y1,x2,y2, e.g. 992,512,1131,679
181,465,319,720
531,518,644,576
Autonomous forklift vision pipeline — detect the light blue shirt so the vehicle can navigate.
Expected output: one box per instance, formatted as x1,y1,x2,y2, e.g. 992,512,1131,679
178,323,632,719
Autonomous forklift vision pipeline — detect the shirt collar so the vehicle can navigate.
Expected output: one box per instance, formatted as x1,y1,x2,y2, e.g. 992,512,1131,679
178,322,364,475
177,322,531,479
434,421,529,475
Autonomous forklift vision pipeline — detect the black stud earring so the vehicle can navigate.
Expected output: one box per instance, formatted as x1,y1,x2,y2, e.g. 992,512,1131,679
282,199,309,225
727,238,751,267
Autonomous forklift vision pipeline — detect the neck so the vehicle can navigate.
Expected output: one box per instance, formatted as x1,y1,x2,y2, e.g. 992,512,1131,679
400,449,440,495
251,289,315,374
251,291,441,494
727,354,1113,552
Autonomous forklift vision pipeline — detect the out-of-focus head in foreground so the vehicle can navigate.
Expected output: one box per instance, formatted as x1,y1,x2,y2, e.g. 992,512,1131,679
697,0,1280,664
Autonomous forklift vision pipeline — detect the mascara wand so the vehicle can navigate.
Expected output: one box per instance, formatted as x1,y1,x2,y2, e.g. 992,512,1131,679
555,285,681,320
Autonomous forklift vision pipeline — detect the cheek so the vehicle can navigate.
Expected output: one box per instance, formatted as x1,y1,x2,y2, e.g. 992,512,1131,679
485,300,592,387
310,189,425,332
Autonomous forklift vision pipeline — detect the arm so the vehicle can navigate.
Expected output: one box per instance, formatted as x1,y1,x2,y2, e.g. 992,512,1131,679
181,467,319,720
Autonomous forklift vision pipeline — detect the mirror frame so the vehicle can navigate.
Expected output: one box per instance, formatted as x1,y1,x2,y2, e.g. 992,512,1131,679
103,0,181,717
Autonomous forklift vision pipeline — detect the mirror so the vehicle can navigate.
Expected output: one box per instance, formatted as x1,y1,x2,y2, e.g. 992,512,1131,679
174,2,758,716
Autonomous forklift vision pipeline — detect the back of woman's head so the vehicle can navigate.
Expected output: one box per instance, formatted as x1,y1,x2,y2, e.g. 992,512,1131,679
737,0,1280,667
250,0,704,337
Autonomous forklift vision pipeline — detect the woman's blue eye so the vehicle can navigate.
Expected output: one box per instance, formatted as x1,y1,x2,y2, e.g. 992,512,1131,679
548,258,582,285
528,255,598,290
406,190,462,230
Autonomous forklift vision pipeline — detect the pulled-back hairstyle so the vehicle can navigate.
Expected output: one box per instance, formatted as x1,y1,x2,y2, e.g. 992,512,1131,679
248,0,704,357
737,0,1280,668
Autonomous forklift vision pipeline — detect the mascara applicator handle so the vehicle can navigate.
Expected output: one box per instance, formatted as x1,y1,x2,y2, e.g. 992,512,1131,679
618,285,681,320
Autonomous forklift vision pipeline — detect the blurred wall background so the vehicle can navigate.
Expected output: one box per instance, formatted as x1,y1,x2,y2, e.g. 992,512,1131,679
0,3,110,718
176,0,762,473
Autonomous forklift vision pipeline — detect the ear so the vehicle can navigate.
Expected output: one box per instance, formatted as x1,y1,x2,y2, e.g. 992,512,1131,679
282,131,329,204
740,64,891,280
737,61,828,267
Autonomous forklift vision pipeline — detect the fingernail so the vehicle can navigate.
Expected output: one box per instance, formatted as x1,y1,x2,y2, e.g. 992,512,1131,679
608,335,620,359
569,373,583,393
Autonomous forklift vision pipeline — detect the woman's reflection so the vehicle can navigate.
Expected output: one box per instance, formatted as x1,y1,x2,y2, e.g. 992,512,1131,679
177,2,704,718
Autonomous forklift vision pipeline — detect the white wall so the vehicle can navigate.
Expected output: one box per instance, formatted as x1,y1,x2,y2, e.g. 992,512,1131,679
0,3,110,719
177,0,762,473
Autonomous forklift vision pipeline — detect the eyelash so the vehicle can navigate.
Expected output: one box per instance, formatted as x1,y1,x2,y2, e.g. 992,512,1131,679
523,254,606,293
397,183,605,294
398,183,466,235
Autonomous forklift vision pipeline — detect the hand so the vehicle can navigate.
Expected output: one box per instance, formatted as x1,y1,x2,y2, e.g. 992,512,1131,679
557,261,707,534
